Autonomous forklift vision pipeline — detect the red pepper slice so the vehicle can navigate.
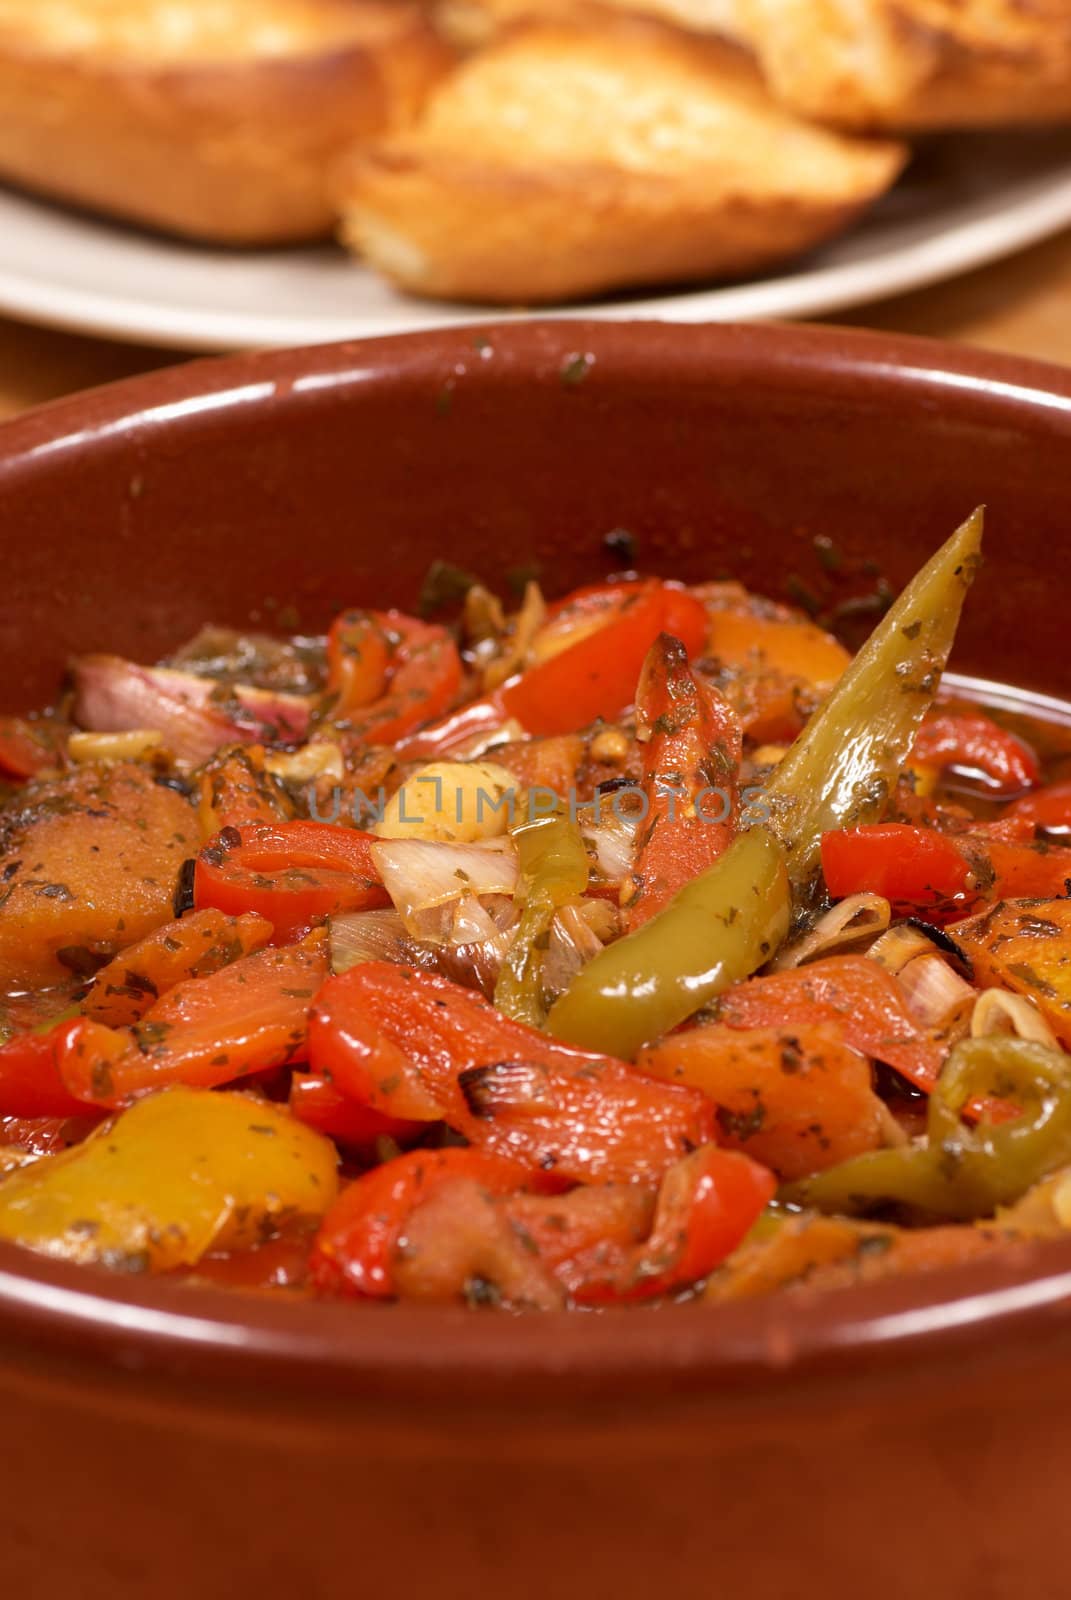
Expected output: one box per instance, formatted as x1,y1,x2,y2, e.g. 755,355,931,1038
0,1114,85,1155
288,1069,423,1151
0,715,60,780
325,610,393,714
60,942,327,1107
308,963,716,1186
194,820,389,944
718,955,946,1097
500,584,707,737
912,713,1040,796
326,610,462,744
542,578,652,623
400,583,708,755
958,835,1071,901
0,1022,99,1118
548,1146,775,1304
825,820,1071,912
821,823,971,909
310,1148,529,1298
311,1142,773,1306
1007,780,1071,836
625,632,742,930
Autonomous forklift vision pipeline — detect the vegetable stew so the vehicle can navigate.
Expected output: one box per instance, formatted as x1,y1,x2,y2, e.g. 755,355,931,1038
5,510,1071,1310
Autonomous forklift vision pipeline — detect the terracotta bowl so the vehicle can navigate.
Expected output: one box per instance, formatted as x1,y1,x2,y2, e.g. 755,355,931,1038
3,321,1071,1600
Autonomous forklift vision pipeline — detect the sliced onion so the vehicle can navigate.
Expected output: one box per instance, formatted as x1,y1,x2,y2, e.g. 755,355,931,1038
264,741,345,784
579,808,640,883
370,836,518,942
875,1101,910,1149
72,656,312,767
436,945,500,996
971,988,1059,1048
67,729,163,765
773,893,891,971
896,953,975,1029
329,903,515,998
445,893,515,947
483,581,547,691
867,923,939,977
330,909,410,974
540,902,610,1003
231,682,312,745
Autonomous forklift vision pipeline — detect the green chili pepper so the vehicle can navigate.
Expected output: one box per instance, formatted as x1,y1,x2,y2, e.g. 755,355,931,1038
546,826,790,1059
495,812,590,1027
763,509,984,912
785,1035,1071,1221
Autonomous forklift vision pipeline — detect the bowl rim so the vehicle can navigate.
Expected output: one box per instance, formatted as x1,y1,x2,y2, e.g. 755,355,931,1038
5,316,1071,1408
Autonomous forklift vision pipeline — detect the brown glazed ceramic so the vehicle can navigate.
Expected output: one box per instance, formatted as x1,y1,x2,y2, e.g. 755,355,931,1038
3,321,1071,1600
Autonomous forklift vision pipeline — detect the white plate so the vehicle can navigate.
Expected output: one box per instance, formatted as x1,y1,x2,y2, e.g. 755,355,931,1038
2,129,1071,351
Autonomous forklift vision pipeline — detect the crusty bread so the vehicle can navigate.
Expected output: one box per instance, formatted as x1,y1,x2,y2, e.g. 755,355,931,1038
0,0,453,244
713,0,1071,131
438,0,1071,131
336,16,906,305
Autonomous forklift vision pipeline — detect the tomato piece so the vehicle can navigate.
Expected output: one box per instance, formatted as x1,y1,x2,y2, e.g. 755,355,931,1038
717,955,946,1097
0,1022,99,1118
308,963,716,1185
821,824,971,909
288,1070,423,1151
625,633,741,930
327,611,462,745
61,943,328,1106
194,820,389,944
310,1147,528,1298
912,713,1040,796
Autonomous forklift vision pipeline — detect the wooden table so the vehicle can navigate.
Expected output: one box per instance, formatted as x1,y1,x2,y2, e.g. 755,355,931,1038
3,229,1071,420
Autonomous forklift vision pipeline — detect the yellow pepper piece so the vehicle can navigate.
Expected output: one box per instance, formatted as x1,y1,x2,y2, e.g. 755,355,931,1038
0,1087,338,1272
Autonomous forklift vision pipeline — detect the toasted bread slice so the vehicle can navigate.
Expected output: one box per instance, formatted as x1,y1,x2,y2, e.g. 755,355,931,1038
713,0,1071,131
336,16,906,305
0,0,453,244
439,0,1071,131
